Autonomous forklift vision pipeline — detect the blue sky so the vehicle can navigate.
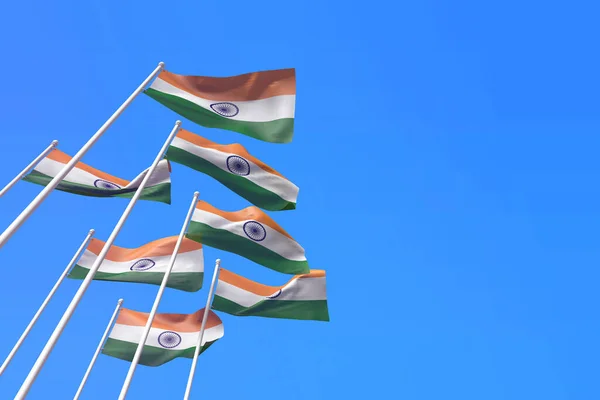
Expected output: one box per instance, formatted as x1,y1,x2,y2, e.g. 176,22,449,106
0,0,599,399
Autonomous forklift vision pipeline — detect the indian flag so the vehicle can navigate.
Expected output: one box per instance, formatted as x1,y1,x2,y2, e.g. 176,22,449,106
102,307,223,367
68,236,203,292
145,68,296,144
22,148,171,204
187,201,309,275
167,129,299,211
213,269,329,321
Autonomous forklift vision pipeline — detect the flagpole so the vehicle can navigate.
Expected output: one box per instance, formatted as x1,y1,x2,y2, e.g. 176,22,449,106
14,120,181,399
183,259,221,400
0,61,165,251
0,229,94,377
73,298,124,400
117,190,200,400
0,139,59,198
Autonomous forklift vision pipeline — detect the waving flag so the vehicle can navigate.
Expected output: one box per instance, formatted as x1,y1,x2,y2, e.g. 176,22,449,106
167,129,299,211
187,201,309,275
68,236,204,292
102,307,223,367
145,68,296,143
213,269,329,321
23,149,171,204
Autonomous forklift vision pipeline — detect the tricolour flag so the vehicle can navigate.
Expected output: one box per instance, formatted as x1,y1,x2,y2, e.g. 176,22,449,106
145,68,296,144
68,236,203,292
187,201,309,275
167,129,299,211
213,269,329,321
23,149,171,204
102,307,223,367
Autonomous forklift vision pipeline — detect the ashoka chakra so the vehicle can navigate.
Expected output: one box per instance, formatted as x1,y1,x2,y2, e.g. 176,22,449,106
243,221,267,242
130,258,155,271
94,179,121,190
210,102,239,117
158,331,182,348
266,289,282,299
226,155,250,176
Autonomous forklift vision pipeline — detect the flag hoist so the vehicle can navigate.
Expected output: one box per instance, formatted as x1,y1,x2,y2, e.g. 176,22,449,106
0,139,58,198
183,259,221,400
14,120,182,399
0,61,165,251
117,190,200,399
73,298,124,400
0,229,95,376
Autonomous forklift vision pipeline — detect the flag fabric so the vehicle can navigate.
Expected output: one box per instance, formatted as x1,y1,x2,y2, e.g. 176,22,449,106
167,129,299,211
213,269,329,321
145,68,296,144
187,201,309,275
102,307,223,367
22,149,172,204
68,237,204,292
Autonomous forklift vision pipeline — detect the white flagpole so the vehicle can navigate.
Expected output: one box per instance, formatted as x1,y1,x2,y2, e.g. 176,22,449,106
14,120,181,399
73,298,124,400
183,259,221,400
0,61,165,250
0,228,94,376
117,190,200,400
0,139,59,198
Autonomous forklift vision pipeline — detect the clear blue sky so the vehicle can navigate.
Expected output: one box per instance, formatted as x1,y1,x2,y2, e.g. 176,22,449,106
0,1,599,399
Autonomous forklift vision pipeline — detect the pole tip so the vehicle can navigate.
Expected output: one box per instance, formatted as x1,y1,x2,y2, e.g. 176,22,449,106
216,259,221,265
158,61,165,68
51,140,59,147
118,298,124,305
89,228,95,235
175,120,182,126
193,191,200,197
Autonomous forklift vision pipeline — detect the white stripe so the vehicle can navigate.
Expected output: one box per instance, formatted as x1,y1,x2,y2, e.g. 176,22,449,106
125,159,171,188
109,323,223,350
77,248,203,274
216,281,263,307
278,276,327,301
34,158,108,187
172,136,298,203
192,209,306,262
33,158,170,189
150,78,295,122
216,276,326,307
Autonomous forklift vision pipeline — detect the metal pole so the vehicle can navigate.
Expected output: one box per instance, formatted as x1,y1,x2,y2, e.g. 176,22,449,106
183,259,221,400
73,298,124,400
0,229,94,376
0,140,59,198
0,62,165,250
117,190,200,400
14,120,181,399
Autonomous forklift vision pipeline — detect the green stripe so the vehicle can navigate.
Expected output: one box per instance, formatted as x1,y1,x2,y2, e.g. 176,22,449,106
102,338,215,367
186,221,309,275
68,265,203,292
23,171,171,204
145,88,294,144
212,295,329,322
166,146,295,212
